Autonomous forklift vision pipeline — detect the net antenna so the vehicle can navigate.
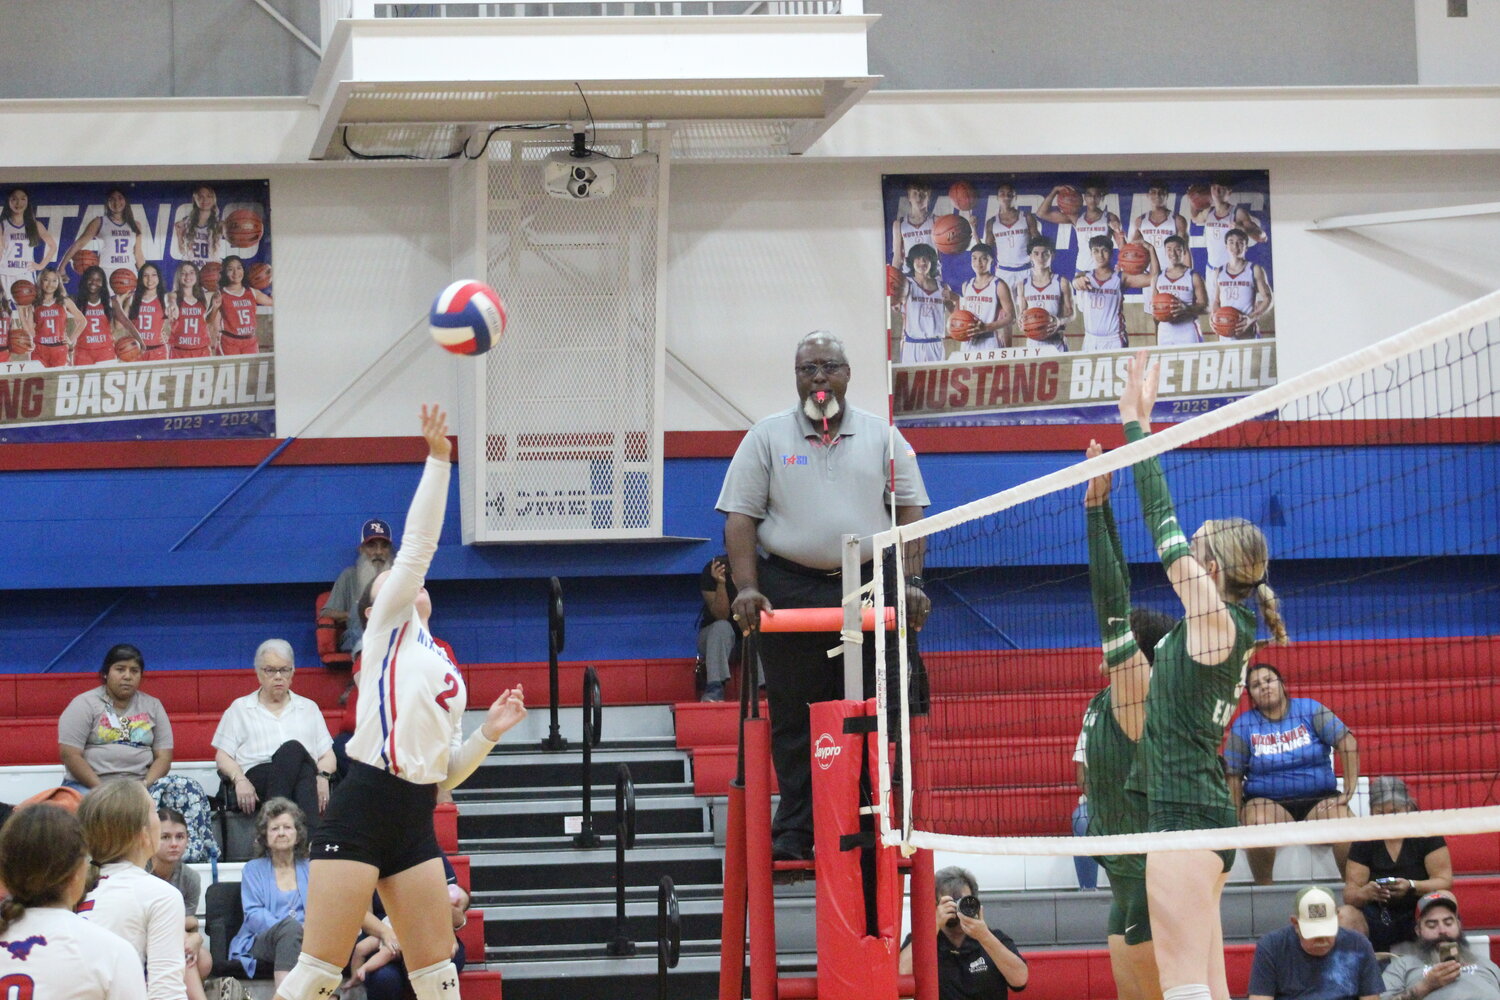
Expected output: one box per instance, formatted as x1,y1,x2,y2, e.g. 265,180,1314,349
874,287,1500,856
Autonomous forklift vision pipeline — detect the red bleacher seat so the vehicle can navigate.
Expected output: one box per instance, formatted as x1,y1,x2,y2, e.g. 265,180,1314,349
1448,833,1500,874
457,908,485,962
450,853,471,892
466,658,696,706
458,969,501,999
435,801,459,854
315,590,353,670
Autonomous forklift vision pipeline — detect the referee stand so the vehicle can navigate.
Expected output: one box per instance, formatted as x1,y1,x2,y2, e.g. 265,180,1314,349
717,543,938,1000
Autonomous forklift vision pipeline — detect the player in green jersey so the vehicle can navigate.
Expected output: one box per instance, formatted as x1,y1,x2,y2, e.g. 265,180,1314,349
1117,351,1289,1000
1081,439,1176,1000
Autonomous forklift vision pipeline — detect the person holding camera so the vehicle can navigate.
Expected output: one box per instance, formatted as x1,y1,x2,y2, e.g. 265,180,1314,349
1248,886,1382,1000
898,866,1028,1000
1339,777,1452,953
1382,891,1500,1000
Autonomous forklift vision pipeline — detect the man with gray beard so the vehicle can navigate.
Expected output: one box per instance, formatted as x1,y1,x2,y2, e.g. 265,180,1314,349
324,518,394,654
1383,891,1500,1000
717,331,930,862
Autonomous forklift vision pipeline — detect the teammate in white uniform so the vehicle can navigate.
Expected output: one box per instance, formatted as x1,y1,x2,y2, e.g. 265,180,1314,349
1017,236,1075,355
284,406,528,1000
1192,176,1266,272
0,803,148,1000
956,243,1016,350
982,180,1039,294
1,186,57,309
1038,177,1124,276
890,178,936,269
1150,235,1208,346
78,780,187,1000
1210,228,1273,339
1073,234,1158,352
898,243,954,363
1127,179,1188,266
174,185,227,269
59,188,146,280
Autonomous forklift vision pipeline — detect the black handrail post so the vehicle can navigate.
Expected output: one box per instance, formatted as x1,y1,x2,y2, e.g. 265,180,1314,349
608,763,637,956
572,666,603,848
541,577,569,751
656,875,680,1000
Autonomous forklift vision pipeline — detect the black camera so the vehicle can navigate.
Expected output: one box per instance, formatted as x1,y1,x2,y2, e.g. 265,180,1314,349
957,895,981,918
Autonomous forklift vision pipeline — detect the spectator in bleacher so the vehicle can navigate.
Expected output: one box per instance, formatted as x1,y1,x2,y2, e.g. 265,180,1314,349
229,797,311,991
1248,885,1382,1000
1339,777,1453,953
213,639,336,823
898,865,1028,1000
1225,663,1360,884
322,517,394,654
78,778,190,1000
58,644,218,863
1381,891,1500,1000
149,807,214,1000
344,853,469,1000
698,553,762,702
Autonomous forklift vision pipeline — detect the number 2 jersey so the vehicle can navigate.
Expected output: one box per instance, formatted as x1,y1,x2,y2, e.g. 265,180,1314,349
345,456,472,785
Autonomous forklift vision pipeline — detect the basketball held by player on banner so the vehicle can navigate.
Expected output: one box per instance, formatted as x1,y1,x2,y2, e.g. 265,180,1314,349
1151,291,1181,322
1118,243,1150,276
932,214,972,255
1022,307,1053,341
429,279,507,356
947,309,979,342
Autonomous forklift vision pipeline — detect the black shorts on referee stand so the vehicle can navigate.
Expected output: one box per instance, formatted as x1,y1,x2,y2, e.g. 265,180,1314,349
310,760,443,877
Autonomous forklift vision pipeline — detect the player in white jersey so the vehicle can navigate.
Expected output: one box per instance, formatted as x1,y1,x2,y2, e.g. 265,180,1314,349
890,177,936,268
60,188,146,278
1210,228,1274,338
1192,175,1266,272
955,242,1016,350
1150,234,1208,346
982,180,1039,291
1017,235,1075,355
173,184,227,268
1,186,57,309
78,780,187,1000
287,406,528,1000
898,243,955,363
1127,179,1188,265
1037,177,1124,275
1073,234,1158,352
0,803,148,1000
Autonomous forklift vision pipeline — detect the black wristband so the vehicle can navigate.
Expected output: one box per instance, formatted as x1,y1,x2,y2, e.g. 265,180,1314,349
317,770,334,780
907,575,925,589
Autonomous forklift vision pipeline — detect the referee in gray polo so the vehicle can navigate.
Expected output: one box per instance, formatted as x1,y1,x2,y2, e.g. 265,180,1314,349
716,331,930,862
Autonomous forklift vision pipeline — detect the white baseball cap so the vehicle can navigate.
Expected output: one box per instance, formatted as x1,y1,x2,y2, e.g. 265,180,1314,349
1295,886,1339,939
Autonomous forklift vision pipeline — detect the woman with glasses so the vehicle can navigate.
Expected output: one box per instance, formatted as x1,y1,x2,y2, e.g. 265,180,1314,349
212,639,336,822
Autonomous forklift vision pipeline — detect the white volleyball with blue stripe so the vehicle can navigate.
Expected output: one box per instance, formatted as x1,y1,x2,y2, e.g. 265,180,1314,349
428,279,507,355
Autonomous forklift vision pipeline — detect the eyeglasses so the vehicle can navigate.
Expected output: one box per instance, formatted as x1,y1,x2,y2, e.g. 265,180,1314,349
259,667,294,677
794,362,849,377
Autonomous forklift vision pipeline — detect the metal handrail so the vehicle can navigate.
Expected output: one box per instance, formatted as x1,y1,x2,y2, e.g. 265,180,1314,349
608,763,638,956
657,875,680,998
362,2,849,18
540,576,569,751
572,666,604,847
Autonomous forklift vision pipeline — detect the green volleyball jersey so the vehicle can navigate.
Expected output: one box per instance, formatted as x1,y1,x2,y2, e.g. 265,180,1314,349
1129,602,1258,809
1082,687,1146,878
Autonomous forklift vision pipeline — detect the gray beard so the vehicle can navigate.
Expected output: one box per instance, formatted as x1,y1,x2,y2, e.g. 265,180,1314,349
1417,938,1472,964
802,394,841,423
353,551,391,595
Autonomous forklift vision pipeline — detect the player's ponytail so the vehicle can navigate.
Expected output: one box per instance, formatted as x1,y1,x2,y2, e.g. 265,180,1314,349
1202,517,1289,644
1257,581,1289,646
0,804,89,932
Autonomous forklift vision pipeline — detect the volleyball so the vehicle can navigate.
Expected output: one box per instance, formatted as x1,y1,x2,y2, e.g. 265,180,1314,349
429,279,506,356
109,268,137,296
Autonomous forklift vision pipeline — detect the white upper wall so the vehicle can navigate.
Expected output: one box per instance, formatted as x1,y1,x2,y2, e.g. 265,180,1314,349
1416,0,1500,84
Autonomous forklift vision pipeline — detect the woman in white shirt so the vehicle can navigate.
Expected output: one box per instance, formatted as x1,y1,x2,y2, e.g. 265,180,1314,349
78,778,189,1000
0,803,147,1000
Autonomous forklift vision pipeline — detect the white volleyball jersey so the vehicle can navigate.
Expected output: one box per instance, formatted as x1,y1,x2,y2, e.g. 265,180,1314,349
1136,211,1179,261
1071,212,1112,268
347,457,470,785
1078,269,1126,349
0,905,149,1000
898,215,935,259
1153,267,1202,346
80,862,186,1000
986,212,1031,269
99,217,138,271
1202,204,1236,269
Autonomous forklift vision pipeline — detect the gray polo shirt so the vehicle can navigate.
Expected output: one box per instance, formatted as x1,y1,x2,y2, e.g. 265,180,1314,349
716,405,929,570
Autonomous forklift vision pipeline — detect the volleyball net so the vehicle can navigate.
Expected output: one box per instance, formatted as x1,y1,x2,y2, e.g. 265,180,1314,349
872,290,1500,856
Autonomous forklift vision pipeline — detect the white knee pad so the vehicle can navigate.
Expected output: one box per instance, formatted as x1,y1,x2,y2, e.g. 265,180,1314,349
408,958,460,1000
278,953,342,1000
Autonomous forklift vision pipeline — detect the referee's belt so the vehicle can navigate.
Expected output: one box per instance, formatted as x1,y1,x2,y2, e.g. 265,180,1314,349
763,553,868,579
902,335,944,344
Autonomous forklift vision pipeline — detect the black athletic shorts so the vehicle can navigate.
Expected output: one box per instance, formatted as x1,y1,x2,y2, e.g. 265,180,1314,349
310,760,442,878
1270,794,1337,823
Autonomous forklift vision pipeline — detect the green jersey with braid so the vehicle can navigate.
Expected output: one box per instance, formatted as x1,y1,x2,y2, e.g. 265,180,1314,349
1129,603,1257,809
1082,687,1146,878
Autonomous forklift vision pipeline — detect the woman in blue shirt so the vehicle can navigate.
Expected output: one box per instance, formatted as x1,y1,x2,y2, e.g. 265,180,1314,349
1225,663,1360,885
230,798,311,988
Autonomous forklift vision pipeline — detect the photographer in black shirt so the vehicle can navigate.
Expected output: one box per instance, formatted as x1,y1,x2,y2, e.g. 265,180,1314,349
899,865,1029,1000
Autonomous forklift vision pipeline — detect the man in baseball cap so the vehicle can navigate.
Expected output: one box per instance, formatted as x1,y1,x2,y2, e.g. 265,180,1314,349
1248,886,1382,1000
324,518,396,654
1383,890,1500,1000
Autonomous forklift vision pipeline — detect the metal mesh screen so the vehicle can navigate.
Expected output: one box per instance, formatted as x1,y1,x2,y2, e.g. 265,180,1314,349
463,136,664,541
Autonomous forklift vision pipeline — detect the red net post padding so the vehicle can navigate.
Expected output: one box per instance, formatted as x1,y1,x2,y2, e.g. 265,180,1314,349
760,608,896,632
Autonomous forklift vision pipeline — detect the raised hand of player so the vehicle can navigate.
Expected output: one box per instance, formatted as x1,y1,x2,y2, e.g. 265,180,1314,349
1084,440,1111,508
480,684,527,742
1118,350,1159,425
420,403,452,462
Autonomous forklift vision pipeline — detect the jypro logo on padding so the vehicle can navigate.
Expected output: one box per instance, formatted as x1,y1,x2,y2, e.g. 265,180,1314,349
814,732,842,769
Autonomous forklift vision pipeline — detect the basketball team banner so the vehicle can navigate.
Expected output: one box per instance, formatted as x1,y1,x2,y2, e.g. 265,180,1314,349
0,179,274,442
883,169,1275,427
